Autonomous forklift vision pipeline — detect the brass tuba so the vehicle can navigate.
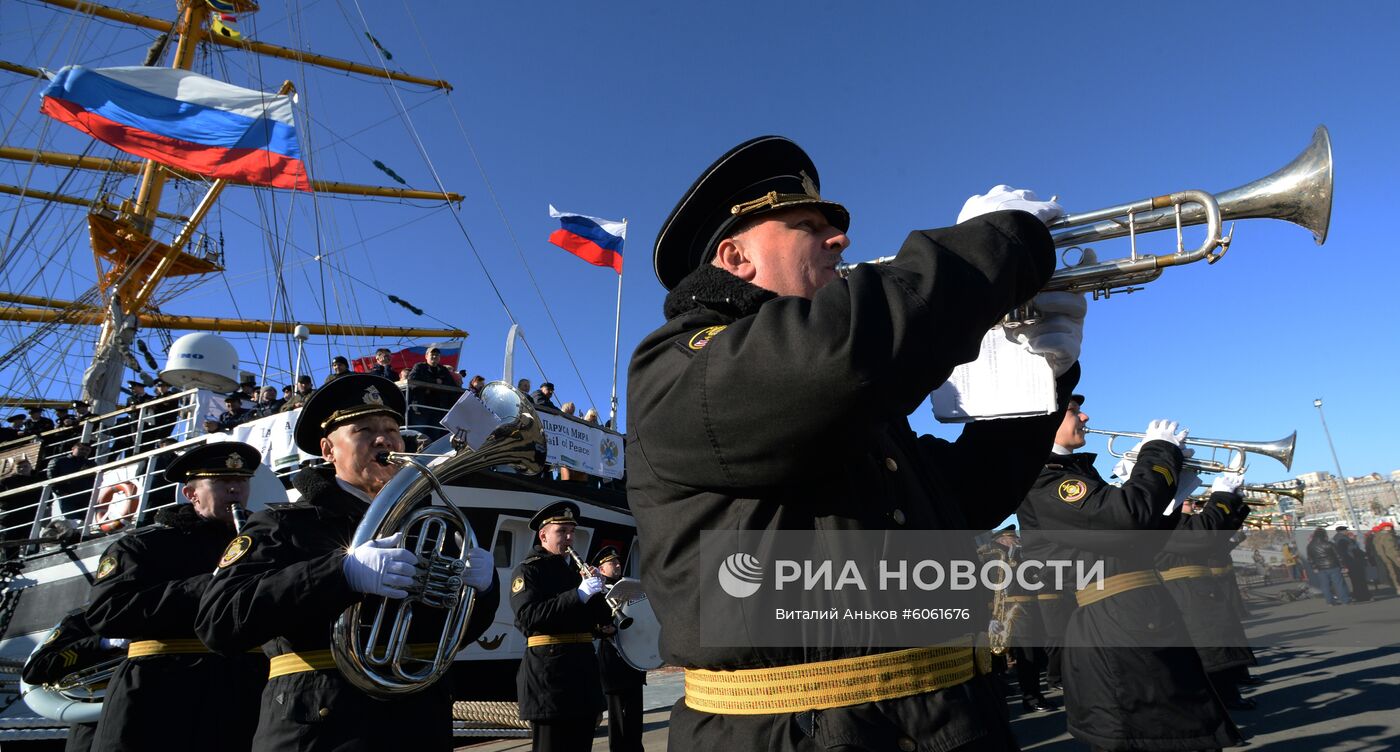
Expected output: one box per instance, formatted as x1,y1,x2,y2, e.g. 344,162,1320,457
837,126,1333,318
331,381,545,697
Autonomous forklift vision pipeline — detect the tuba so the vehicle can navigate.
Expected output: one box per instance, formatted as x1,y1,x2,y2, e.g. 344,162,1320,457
331,381,545,697
837,126,1332,320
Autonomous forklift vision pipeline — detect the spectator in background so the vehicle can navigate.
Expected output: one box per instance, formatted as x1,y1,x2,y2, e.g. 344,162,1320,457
1334,526,1372,603
26,406,55,435
1372,522,1400,590
407,346,459,386
560,401,577,417
467,375,486,399
457,369,468,384
282,375,315,412
517,378,531,397
582,408,599,425
147,380,181,442
1307,527,1350,605
125,381,152,408
324,356,350,385
45,442,95,521
282,385,294,402
4,413,26,439
532,382,557,410
238,373,258,404
368,348,397,380
73,400,94,421
1282,542,1303,581
202,419,223,434
218,394,252,432
256,386,285,417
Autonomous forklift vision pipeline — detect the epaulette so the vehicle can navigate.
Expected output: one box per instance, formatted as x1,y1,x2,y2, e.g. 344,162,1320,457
521,554,544,565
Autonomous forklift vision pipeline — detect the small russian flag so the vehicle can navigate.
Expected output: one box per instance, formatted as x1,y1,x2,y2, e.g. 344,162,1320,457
548,205,625,274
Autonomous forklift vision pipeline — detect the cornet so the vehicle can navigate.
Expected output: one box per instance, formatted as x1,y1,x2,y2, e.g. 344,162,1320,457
837,126,1332,320
1086,428,1296,474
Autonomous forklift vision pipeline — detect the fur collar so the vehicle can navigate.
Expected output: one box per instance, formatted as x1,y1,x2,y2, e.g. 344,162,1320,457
663,264,777,321
292,465,370,518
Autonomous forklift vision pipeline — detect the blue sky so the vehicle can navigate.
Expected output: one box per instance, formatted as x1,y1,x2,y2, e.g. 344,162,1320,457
1,1,1396,487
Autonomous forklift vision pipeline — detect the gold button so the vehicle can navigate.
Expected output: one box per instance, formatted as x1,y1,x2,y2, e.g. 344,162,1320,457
884,457,899,472
318,707,330,719
899,738,916,752
892,509,906,525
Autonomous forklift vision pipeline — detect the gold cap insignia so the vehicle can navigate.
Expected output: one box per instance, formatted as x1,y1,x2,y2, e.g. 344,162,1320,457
225,452,245,470
1057,479,1087,503
511,576,525,594
96,555,118,580
219,535,253,568
799,170,820,199
363,386,384,405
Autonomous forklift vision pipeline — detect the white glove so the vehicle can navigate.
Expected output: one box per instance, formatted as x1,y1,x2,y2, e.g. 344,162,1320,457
1008,291,1087,377
462,547,494,590
958,185,1065,225
576,575,604,602
100,637,129,651
342,533,419,599
1144,419,1188,447
988,620,1006,639
1210,473,1245,496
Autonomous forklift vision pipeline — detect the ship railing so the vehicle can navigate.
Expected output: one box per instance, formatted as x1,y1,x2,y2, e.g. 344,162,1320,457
401,380,463,445
3,390,207,475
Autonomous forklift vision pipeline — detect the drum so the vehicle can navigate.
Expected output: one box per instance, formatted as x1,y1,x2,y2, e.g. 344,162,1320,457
607,578,663,671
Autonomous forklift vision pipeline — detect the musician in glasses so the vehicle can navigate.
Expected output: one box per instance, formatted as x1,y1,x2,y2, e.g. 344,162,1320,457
626,135,1080,752
195,374,498,752
85,442,266,752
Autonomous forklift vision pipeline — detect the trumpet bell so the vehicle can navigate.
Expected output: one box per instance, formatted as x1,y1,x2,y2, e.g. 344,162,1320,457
1216,126,1332,246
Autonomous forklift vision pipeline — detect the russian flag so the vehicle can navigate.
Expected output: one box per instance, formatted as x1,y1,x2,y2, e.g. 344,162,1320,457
549,205,625,274
39,66,309,190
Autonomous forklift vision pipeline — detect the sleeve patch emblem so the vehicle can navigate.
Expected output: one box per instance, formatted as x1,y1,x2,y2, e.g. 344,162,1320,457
687,326,727,351
95,555,118,580
1057,479,1087,503
511,576,525,594
1151,465,1176,487
218,535,253,568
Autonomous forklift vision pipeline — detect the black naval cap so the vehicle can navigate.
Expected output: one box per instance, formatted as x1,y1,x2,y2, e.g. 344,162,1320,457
653,135,850,291
293,373,405,455
127,380,147,389
7,413,25,422
164,442,261,484
529,500,580,532
223,392,243,403
590,545,621,568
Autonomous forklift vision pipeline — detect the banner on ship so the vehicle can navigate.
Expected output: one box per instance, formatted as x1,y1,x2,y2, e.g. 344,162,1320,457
538,412,624,480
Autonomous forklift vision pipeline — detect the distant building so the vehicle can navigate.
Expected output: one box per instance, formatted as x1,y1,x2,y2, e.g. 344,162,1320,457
1291,469,1400,527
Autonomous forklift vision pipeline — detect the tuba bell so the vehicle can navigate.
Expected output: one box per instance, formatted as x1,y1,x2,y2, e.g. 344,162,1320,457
331,381,546,697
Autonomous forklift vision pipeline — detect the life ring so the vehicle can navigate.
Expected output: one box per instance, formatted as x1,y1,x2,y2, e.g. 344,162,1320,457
94,481,138,533
18,625,105,725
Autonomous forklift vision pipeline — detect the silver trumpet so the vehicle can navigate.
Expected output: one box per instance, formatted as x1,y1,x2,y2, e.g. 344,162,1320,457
331,381,545,697
1086,427,1296,474
837,126,1332,321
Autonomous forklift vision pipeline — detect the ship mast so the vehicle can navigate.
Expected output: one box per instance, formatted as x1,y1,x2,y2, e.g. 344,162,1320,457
80,0,211,414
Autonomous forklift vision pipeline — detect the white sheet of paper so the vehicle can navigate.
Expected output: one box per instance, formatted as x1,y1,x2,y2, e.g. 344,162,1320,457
440,392,498,450
931,327,1057,423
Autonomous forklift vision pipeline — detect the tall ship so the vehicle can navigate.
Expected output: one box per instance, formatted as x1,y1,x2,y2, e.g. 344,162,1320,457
0,0,638,743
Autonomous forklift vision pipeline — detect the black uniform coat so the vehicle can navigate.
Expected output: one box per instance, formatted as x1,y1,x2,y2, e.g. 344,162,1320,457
509,544,612,721
22,609,110,752
1022,448,1241,751
195,467,500,752
1155,493,1255,673
85,504,265,752
627,212,1074,751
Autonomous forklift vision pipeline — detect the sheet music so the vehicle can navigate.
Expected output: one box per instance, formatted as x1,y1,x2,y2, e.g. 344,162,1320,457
440,392,498,450
931,327,1058,422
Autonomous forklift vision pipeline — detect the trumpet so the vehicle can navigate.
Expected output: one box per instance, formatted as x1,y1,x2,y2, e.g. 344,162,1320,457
1086,428,1295,474
836,126,1332,320
566,546,634,630
1243,484,1305,502
50,656,124,699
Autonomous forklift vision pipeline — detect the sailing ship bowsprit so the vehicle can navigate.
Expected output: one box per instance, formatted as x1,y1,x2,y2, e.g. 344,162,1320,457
0,1,637,742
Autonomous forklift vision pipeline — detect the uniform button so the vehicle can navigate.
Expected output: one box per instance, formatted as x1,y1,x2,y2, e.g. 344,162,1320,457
891,509,907,525
1146,623,1156,630
884,457,899,472
899,738,917,752
318,707,330,719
